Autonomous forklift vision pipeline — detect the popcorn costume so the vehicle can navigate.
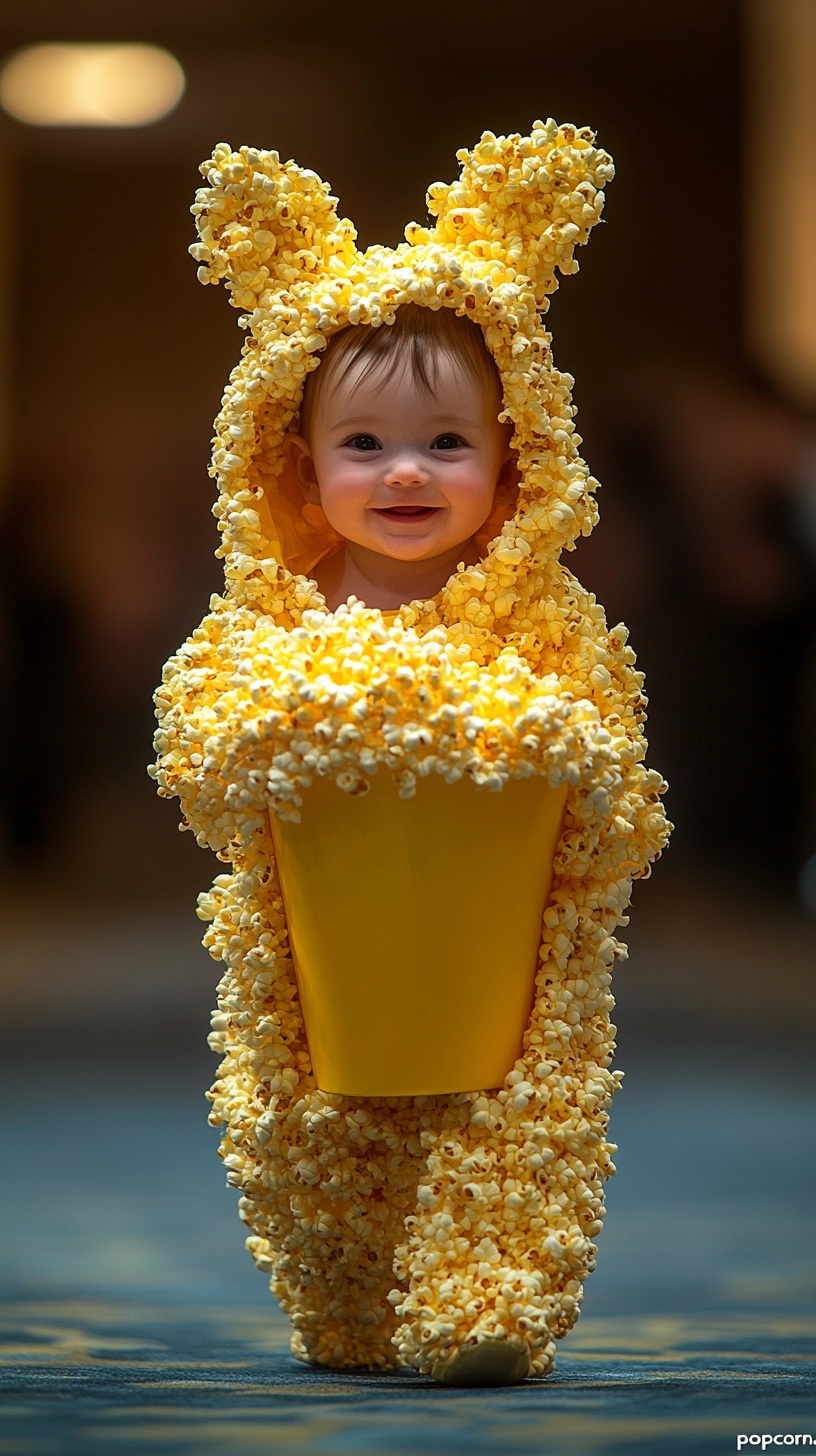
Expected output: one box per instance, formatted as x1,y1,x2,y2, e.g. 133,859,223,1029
151,121,671,1384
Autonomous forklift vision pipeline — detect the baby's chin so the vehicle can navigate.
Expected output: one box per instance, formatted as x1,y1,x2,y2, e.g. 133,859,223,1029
359,533,476,563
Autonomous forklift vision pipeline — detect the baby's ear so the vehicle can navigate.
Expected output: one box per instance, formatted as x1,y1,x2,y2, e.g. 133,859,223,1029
425,121,614,304
190,145,358,311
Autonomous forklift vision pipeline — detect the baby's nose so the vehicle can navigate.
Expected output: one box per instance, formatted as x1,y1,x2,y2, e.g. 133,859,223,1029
384,452,431,485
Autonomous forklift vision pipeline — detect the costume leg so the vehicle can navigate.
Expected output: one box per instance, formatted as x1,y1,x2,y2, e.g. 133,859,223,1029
391,888,623,1382
256,1098,430,1370
203,852,430,1369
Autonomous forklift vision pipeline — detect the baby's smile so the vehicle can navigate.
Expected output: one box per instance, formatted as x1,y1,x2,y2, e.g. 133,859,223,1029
372,504,441,519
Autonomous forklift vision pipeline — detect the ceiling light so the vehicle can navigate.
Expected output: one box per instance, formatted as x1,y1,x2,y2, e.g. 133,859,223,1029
0,43,185,128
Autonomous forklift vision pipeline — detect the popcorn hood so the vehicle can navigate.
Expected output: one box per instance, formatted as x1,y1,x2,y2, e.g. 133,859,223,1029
192,120,614,633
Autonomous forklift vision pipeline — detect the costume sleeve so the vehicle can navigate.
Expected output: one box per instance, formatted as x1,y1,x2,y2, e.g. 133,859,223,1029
150,597,268,855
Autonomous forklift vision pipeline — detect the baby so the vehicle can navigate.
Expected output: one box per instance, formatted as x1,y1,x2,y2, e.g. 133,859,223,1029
154,127,670,1388
284,304,519,612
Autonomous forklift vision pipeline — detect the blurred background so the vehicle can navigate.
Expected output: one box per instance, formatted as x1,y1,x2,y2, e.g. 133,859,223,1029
0,3,814,1452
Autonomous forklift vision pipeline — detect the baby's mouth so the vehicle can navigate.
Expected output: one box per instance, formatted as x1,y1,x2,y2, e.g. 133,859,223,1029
374,505,441,519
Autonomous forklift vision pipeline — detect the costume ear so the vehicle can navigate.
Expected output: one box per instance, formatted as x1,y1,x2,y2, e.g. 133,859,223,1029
190,145,358,311
425,121,613,304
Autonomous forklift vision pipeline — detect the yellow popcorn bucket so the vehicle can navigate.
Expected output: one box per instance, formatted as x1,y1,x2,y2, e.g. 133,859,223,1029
270,773,566,1096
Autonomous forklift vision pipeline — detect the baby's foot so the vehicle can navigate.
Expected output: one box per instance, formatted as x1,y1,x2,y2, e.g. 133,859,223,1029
430,1337,531,1387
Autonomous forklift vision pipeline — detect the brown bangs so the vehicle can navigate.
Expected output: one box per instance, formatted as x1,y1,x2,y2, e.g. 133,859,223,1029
299,303,501,439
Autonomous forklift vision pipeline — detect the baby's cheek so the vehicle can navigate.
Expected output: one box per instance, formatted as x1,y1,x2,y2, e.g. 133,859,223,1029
451,472,499,525
320,475,367,525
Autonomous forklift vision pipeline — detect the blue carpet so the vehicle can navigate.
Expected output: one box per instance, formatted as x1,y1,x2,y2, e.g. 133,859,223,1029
1,1045,814,1454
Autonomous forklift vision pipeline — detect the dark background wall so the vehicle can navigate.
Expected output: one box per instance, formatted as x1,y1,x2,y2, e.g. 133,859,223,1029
0,0,813,1046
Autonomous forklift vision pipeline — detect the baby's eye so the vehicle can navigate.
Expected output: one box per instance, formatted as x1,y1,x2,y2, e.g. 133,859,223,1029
431,433,466,450
345,434,381,451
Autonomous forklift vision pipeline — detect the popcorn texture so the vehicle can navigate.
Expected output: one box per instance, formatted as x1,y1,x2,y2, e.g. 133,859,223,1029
151,121,670,1378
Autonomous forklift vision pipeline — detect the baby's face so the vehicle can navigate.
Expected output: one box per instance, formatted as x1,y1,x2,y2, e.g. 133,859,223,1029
292,353,515,562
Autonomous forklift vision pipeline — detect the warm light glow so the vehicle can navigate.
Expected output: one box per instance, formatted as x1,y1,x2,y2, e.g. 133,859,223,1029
0,44,185,127
745,0,816,406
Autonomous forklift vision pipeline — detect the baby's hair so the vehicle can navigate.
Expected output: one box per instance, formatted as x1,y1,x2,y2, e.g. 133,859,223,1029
299,303,502,439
